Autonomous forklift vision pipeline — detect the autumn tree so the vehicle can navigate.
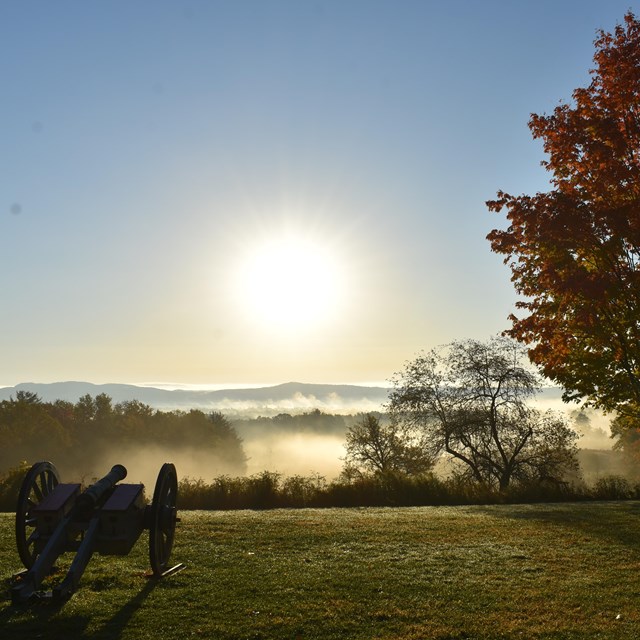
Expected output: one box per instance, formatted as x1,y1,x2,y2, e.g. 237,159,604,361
388,337,579,490
342,413,434,476
487,13,640,419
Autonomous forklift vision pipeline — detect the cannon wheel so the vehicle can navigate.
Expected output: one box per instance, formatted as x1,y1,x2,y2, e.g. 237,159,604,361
149,463,178,577
15,461,60,569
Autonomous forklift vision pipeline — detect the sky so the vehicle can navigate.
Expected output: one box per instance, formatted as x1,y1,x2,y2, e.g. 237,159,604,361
1,1,637,388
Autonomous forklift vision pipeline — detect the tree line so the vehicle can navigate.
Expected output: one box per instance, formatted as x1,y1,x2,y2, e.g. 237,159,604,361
0,392,247,482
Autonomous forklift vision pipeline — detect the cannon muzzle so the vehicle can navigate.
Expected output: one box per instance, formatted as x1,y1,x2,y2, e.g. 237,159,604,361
76,464,127,511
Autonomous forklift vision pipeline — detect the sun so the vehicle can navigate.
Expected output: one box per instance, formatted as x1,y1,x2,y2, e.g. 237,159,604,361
235,233,345,335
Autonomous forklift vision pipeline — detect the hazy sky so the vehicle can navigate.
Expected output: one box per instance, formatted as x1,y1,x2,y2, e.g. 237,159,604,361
1,1,636,387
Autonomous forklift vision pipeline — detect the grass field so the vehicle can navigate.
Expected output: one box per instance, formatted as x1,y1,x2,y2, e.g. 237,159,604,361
1,502,639,639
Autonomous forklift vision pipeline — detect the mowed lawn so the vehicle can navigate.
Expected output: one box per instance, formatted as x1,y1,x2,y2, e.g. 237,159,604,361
1,502,640,639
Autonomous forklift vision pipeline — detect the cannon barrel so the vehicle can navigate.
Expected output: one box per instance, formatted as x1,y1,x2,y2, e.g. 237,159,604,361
76,464,127,511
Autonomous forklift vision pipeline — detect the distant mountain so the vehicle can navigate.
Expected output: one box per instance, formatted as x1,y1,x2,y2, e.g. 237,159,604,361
0,381,571,420
0,381,392,417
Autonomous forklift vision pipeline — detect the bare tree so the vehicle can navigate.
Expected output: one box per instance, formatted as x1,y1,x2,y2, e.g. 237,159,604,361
388,336,579,490
343,413,434,476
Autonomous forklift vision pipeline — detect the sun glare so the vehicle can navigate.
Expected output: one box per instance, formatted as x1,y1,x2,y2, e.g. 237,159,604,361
235,234,345,334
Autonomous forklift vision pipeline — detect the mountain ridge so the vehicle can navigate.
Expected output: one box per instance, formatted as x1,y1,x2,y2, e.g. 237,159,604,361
0,381,392,414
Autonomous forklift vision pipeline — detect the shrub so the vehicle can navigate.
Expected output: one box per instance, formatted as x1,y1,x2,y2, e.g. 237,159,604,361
281,474,326,508
0,461,30,512
4,466,639,512
592,475,635,500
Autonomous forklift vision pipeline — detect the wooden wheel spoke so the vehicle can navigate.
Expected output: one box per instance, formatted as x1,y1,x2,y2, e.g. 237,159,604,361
32,482,43,502
38,470,54,495
46,471,56,492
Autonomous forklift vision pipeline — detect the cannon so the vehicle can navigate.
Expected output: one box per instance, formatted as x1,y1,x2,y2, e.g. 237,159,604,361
11,461,184,604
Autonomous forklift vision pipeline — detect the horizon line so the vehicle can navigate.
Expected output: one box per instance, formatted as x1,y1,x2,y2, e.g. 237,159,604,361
0,379,392,391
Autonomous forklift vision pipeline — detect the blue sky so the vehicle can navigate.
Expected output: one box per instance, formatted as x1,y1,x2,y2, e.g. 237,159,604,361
1,1,637,386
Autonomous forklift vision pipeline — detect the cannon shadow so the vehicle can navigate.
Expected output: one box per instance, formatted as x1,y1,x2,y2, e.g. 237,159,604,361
0,582,89,639
0,574,157,640
88,578,157,639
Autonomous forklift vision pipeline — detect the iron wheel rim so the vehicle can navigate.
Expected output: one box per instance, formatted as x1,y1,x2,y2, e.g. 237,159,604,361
15,461,60,569
149,462,178,576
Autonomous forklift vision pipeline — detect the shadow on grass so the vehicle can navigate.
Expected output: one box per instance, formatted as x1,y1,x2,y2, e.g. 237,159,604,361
0,582,90,639
477,500,640,549
87,578,157,639
0,576,157,640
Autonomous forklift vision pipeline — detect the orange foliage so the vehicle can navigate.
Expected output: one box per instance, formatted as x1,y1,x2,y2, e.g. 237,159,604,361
487,13,640,417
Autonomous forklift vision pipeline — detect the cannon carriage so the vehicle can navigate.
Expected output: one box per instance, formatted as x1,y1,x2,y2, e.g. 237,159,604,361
12,461,183,604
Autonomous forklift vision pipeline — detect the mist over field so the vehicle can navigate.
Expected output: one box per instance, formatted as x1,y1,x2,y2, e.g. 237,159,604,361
242,433,345,478
224,389,619,482
230,388,618,482
0,382,625,486
529,390,613,449
77,444,249,493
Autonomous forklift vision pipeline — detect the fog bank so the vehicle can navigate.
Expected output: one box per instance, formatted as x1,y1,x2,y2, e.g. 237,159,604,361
243,433,345,478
